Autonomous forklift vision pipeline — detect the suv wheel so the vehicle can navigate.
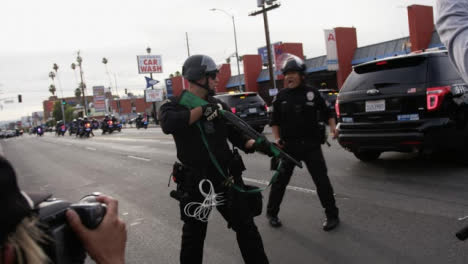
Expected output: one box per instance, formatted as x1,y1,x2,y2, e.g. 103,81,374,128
353,151,381,162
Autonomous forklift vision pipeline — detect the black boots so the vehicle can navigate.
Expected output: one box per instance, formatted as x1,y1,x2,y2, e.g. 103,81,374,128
322,216,340,231
267,215,282,228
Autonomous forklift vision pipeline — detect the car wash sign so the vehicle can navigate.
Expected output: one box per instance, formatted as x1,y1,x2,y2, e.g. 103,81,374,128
324,29,339,71
137,55,163,74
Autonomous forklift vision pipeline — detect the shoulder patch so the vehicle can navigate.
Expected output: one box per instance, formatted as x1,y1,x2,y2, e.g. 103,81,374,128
306,91,315,101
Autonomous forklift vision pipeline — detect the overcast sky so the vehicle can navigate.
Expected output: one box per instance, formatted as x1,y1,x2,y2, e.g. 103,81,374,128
0,0,437,121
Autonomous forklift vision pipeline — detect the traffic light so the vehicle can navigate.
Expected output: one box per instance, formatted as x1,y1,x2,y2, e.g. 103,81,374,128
125,88,128,94
62,100,66,105
18,94,22,103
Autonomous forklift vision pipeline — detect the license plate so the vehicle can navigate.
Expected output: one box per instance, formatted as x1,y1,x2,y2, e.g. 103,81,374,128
365,99,385,112
249,108,257,113
397,114,419,121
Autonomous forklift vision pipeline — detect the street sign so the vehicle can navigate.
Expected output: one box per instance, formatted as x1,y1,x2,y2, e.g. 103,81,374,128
165,79,173,98
145,77,160,88
93,86,106,112
137,55,163,74
145,89,164,102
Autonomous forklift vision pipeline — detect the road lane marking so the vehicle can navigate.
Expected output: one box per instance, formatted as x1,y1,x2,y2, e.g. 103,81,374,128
243,177,317,194
128,155,151,162
86,147,97,151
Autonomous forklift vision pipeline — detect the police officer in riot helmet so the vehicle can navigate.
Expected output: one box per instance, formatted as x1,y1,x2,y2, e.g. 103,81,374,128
160,54,270,264
266,53,340,231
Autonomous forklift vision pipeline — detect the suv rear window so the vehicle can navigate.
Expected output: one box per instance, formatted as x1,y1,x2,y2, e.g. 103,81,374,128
216,93,264,107
427,56,462,83
342,56,427,92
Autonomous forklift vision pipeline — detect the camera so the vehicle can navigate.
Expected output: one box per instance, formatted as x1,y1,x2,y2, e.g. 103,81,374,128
36,193,107,264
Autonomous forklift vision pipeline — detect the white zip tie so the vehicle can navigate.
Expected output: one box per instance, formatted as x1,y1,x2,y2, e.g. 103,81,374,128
184,179,224,222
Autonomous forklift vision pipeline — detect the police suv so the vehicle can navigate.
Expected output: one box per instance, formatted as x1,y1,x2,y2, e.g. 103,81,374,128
336,50,468,161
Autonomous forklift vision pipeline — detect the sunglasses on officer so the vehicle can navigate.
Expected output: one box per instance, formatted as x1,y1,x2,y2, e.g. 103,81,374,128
205,70,219,80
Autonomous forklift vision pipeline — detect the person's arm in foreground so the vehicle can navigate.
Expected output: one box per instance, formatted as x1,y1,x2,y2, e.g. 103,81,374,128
66,195,127,264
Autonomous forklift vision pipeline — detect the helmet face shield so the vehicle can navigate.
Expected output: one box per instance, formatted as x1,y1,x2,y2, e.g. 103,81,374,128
201,56,217,72
278,53,306,75
182,55,218,81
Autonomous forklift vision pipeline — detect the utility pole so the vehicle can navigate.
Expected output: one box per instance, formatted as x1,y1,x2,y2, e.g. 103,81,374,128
185,32,191,57
249,1,281,90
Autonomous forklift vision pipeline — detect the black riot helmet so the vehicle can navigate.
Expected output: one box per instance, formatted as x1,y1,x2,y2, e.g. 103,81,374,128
279,53,306,75
182,55,218,81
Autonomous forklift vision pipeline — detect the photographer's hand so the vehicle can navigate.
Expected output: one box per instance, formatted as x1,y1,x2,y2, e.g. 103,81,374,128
66,195,127,264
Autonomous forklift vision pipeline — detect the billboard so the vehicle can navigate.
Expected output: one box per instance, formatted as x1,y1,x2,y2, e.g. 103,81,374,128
165,79,173,98
137,55,163,74
258,42,282,66
324,29,339,71
145,89,164,102
93,86,106,112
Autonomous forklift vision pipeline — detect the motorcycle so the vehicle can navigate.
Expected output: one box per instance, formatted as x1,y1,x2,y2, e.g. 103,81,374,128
102,120,114,135
83,122,92,138
36,127,44,137
57,125,67,136
136,118,148,129
114,121,122,132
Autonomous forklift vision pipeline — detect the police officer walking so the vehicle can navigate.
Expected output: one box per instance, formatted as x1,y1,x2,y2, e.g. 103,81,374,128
266,54,340,231
160,54,269,264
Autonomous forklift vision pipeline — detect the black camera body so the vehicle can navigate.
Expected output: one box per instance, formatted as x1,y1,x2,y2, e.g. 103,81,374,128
37,195,106,264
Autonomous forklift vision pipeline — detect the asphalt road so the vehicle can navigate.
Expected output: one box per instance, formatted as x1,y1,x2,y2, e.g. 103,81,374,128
1,127,468,264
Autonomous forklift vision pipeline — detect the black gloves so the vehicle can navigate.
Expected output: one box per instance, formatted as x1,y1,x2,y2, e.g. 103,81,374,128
254,137,274,157
201,104,220,121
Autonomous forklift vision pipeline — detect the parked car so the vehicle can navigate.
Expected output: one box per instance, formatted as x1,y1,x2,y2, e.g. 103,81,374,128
214,92,269,133
335,50,468,161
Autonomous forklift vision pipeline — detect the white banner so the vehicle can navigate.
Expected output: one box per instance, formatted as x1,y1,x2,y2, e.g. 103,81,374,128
145,89,164,102
324,29,339,71
137,55,163,74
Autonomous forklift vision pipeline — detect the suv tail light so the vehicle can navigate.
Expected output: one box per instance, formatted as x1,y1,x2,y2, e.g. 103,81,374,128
335,99,341,118
264,105,268,111
231,107,237,114
427,86,450,111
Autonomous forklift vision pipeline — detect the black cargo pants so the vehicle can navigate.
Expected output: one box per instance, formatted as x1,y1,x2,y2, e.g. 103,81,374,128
267,144,338,219
178,169,269,264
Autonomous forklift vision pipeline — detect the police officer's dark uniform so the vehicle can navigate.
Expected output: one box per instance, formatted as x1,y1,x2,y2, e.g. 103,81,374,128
160,55,269,264
266,54,340,231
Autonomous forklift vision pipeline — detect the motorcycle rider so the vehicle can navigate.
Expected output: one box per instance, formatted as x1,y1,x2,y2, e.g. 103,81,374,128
91,118,100,130
135,113,144,128
83,116,94,137
55,120,62,136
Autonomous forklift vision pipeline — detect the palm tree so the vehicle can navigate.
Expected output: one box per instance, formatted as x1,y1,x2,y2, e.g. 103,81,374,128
49,84,56,96
75,87,82,99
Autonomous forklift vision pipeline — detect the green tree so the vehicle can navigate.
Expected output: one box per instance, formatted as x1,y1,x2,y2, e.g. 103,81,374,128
52,101,74,122
49,84,56,96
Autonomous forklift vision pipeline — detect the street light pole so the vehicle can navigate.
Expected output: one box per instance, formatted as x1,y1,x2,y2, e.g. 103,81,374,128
210,8,243,92
146,47,158,125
